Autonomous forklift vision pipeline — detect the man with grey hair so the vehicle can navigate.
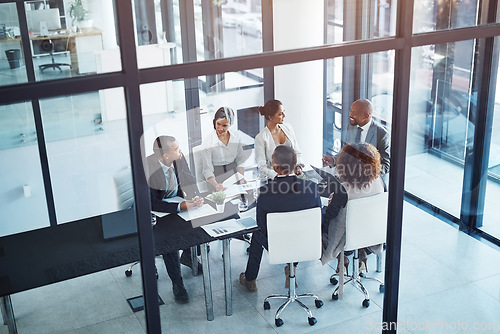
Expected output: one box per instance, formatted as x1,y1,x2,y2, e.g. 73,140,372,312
239,145,321,292
323,99,390,184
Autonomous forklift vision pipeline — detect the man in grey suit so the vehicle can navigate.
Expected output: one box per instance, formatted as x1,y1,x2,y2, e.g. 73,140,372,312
323,99,390,183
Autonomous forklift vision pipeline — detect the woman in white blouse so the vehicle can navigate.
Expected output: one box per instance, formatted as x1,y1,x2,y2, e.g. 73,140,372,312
255,99,304,180
201,107,246,191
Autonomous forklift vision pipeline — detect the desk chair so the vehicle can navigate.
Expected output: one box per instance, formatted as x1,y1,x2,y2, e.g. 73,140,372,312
38,39,72,72
263,207,324,327
331,192,388,307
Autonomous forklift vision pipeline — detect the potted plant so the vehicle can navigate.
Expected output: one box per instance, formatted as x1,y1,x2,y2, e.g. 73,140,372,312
69,0,91,30
207,191,226,213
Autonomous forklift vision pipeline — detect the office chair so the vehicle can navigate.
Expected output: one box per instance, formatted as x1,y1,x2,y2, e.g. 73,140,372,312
263,207,324,327
38,39,72,72
331,192,388,308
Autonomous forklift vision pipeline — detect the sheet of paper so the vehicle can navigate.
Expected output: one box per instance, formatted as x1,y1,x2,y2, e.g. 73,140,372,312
177,204,218,221
201,218,248,237
222,172,244,188
224,184,246,199
320,197,330,207
152,211,171,218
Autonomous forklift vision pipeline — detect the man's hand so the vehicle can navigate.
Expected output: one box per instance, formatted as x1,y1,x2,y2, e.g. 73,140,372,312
322,154,334,167
294,164,304,175
180,196,204,211
193,196,204,207
328,192,334,205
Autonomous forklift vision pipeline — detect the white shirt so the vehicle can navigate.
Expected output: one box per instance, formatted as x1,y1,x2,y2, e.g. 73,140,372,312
254,123,303,180
200,129,246,180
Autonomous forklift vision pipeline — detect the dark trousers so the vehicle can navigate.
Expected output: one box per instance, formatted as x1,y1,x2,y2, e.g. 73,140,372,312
244,231,266,281
162,251,182,285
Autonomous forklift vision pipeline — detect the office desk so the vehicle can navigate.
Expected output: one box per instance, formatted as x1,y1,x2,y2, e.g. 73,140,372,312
0,200,256,329
0,28,103,74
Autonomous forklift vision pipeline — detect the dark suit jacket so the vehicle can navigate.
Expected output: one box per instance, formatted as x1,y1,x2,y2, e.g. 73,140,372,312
147,154,200,214
345,120,390,175
255,175,321,249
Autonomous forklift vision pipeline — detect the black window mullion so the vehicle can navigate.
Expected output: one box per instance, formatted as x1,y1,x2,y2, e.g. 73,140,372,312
16,0,36,82
382,0,414,333
460,0,499,232
115,0,161,333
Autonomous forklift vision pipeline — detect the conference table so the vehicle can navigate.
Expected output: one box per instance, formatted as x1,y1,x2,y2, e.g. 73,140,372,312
0,193,257,332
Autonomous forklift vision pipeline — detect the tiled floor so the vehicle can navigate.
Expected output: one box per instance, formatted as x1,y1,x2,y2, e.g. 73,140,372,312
2,201,499,334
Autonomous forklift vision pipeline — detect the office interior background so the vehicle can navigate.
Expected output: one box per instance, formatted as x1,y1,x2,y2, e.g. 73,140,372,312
0,0,499,333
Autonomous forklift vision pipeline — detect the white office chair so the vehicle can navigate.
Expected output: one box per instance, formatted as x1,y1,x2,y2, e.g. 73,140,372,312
263,207,324,327
331,192,388,307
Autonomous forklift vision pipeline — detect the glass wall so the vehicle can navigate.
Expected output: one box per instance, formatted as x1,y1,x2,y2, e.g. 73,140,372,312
406,40,476,217
0,101,50,235
413,0,480,33
19,0,120,80
0,2,28,85
482,44,500,239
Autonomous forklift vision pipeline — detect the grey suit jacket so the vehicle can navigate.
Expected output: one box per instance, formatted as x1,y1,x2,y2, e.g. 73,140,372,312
345,120,390,175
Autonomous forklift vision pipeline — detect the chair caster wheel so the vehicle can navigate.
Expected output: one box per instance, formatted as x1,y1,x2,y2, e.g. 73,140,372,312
315,299,323,308
379,284,385,293
362,299,370,308
246,247,250,253
263,301,270,310
308,317,317,326
125,269,132,277
330,276,338,285
275,318,284,327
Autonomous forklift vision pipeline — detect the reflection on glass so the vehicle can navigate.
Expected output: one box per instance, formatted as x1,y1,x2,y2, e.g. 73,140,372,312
413,0,479,34
324,51,394,155
40,89,132,224
21,0,120,80
0,101,50,236
0,3,28,85
327,0,396,43
406,41,475,217
482,49,500,239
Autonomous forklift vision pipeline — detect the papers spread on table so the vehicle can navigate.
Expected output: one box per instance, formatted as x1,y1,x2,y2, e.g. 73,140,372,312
152,211,170,218
223,184,246,202
177,204,218,221
222,172,244,188
201,217,257,238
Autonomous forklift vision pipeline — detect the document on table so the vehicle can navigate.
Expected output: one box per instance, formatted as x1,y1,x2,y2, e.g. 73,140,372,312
152,211,170,218
224,184,246,202
201,217,257,237
222,172,245,188
177,204,218,221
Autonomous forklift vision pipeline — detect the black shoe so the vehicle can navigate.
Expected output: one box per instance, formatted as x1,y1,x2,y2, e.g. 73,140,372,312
180,250,203,274
172,282,189,304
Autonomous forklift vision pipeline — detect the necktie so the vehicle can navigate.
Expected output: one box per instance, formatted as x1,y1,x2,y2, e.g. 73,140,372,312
355,127,363,144
164,167,178,199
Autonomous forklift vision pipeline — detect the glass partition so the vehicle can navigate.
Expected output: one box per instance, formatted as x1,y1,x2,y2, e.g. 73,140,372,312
0,101,50,236
414,0,480,34
0,2,28,86
40,89,132,223
21,0,121,80
406,41,476,217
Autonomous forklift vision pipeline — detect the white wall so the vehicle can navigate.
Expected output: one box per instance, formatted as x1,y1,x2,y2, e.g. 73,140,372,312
273,0,324,167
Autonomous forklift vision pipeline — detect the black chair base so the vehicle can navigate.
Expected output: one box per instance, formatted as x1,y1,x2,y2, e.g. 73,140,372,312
39,63,72,72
